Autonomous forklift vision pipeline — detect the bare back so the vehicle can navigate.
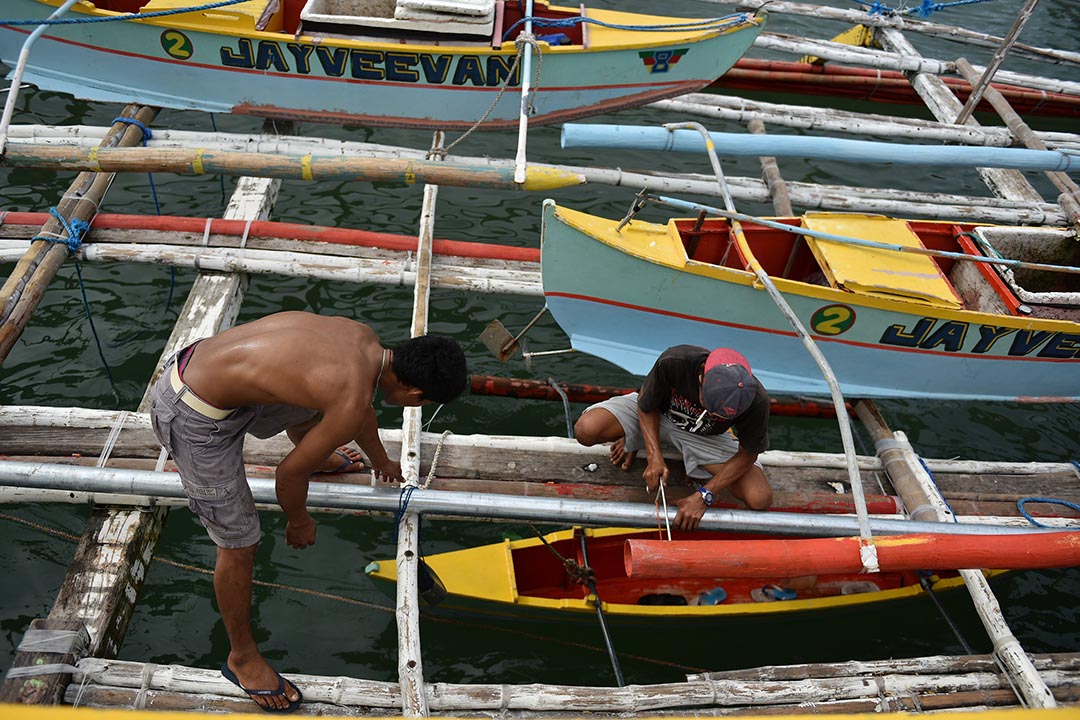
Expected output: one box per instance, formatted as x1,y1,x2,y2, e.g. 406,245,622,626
181,312,382,418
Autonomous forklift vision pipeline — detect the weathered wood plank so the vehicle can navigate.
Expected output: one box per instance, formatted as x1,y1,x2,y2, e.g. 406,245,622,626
0,620,88,704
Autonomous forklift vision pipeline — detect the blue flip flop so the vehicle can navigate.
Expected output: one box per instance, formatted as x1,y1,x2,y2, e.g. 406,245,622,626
323,449,364,474
221,662,303,714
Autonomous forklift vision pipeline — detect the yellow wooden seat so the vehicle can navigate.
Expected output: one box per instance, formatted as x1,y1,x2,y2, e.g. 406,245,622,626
802,213,962,308
141,0,282,32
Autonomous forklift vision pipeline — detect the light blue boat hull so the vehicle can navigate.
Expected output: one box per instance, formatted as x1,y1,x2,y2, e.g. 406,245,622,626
0,1,763,128
540,201,1080,402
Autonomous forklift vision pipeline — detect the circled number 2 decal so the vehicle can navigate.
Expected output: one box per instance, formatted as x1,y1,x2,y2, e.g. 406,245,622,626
811,304,856,336
161,30,193,60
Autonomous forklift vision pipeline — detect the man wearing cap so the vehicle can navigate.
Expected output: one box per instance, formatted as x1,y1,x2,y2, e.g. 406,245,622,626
574,345,773,530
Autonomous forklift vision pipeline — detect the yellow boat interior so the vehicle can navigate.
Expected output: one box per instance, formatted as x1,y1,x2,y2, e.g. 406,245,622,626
675,213,1080,320
82,0,587,46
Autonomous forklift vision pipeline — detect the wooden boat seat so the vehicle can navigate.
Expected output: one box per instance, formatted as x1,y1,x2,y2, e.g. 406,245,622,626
801,213,963,309
301,0,495,36
141,0,283,31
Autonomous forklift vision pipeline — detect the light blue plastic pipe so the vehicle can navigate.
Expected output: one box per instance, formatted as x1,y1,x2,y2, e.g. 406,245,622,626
561,123,1079,173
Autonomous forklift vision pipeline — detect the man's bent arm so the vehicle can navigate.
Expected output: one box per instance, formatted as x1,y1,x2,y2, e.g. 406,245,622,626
353,406,402,482
638,406,669,491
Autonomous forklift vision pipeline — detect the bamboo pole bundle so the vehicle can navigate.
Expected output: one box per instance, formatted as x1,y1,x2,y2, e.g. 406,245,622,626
0,125,1067,224
753,32,1080,96
60,656,1080,714
728,0,1080,67
72,241,543,297
954,56,1080,227
0,105,157,363
711,60,1080,119
876,27,1046,205
654,94,1080,150
7,403,1080,477
0,143,585,191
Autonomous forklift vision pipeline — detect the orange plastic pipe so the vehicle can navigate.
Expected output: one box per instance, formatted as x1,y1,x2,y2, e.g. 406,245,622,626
0,211,541,262
624,532,1080,578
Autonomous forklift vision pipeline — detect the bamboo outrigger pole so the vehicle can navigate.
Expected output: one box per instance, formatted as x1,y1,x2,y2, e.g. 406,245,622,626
0,105,158,363
0,144,585,191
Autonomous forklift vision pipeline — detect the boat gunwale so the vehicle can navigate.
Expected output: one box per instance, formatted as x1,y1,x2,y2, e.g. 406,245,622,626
22,0,765,55
547,203,1080,334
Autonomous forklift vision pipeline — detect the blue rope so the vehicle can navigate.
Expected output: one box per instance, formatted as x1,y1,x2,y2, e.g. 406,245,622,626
33,206,89,255
32,208,120,404
105,117,178,348
917,457,958,521
502,12,753,42
1017,497,1080,528
112,116,162,213
0,0,250,25
853,0,995,17
394,485,418,545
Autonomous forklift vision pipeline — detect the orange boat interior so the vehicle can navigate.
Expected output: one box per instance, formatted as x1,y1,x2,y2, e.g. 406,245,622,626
511,530,951,607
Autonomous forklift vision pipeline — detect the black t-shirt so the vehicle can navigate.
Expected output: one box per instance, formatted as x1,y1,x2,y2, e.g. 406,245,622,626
637,345,770,455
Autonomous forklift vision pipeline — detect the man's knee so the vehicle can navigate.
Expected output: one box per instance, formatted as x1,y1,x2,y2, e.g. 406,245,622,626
744,484,773,511
573,414,600,446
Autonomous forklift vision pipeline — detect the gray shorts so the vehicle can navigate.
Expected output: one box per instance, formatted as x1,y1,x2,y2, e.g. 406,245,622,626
149,354,318,548
585,393,755,480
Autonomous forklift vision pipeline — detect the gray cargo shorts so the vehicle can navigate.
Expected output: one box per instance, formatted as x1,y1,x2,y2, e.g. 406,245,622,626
584,392,758,480
149,353,319,548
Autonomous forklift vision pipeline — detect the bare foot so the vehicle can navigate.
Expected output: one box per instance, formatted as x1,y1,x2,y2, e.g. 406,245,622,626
316,447,366,474
609,438,637,471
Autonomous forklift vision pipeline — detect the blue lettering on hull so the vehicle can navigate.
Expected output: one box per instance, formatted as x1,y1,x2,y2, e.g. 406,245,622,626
220,40,522,87
879,317,1080,358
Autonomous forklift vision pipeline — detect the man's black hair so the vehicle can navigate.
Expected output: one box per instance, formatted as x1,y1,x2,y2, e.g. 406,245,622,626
391,335,468,403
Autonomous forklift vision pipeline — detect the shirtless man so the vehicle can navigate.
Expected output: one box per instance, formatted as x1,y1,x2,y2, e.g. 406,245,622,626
149,311,467,713
574,346,772,531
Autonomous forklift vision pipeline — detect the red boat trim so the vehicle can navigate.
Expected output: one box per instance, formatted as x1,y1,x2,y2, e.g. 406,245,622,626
545,290,1079,363
12,26,692,94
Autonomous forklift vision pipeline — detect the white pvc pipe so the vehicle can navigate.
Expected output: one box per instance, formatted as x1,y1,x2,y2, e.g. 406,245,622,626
512,0,536,185
0,0,82,155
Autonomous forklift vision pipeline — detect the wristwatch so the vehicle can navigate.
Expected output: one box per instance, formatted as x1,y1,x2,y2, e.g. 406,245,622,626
697,486,715,506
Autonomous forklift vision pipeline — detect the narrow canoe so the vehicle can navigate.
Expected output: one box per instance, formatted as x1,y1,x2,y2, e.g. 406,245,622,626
364,526,998,624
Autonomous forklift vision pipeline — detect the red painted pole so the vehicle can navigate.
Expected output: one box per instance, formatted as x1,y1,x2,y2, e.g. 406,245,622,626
624,532,1080,578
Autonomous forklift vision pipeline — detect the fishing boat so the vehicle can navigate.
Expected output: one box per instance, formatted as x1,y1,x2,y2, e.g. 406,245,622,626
364,526,1011,624
0,0,764,129
539,199,1080,402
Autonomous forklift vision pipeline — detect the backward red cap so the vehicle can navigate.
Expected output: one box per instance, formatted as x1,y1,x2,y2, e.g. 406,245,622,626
702,348,755,419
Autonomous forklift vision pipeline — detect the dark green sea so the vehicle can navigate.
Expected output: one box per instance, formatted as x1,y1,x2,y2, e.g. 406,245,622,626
1,0,1078,688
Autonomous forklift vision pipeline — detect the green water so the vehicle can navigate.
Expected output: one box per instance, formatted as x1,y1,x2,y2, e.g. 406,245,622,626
1,0,1078,688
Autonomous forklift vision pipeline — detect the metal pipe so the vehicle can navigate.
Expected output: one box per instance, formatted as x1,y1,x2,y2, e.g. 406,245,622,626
0,461,1059,537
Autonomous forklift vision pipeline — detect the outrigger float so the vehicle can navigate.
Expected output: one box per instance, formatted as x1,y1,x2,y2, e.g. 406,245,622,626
0,0,763,129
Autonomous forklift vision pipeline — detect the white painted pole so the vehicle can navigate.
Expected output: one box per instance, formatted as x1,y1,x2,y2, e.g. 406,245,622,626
512,0,536,184
0,0,82,155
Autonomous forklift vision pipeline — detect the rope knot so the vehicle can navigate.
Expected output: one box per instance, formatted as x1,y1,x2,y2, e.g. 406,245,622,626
32,207,91,255
112,117,153,146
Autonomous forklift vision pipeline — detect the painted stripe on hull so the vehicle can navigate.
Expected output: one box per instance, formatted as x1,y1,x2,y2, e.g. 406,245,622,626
545,293,1080,401
540,204,1080,401
0,7,762,127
